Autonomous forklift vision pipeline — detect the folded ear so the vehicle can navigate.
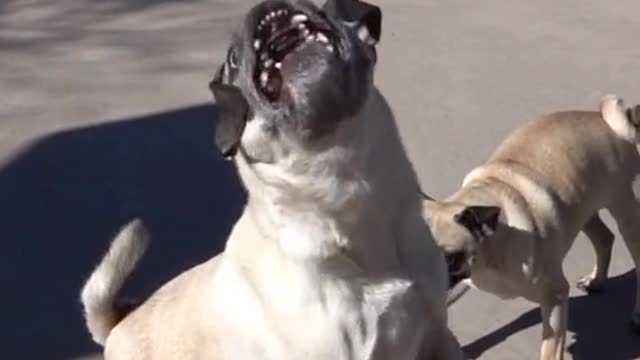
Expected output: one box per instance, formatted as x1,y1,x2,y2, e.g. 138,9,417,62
209,81,249,159
454,206,501,241
323,0,382,45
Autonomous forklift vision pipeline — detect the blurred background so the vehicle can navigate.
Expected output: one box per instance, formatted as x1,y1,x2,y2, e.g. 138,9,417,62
1,0,639,359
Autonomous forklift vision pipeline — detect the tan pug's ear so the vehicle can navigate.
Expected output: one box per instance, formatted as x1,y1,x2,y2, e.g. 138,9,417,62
453,206,501,241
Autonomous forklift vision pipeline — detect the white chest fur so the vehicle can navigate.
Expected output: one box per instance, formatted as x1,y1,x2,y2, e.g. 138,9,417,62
217,94,434,358
214,256,426,360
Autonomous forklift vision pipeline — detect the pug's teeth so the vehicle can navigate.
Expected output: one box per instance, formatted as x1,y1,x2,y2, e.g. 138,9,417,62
302,29,310,37
275,62,281,69
277,9,286,16
306,34,314,42
268,11,276,19
326,44,334,53
260,71,269,87
316,32,329,43
297,23,306,30
291,14,308,24
253,39,261,50
260,52,268,61
264,59,274,68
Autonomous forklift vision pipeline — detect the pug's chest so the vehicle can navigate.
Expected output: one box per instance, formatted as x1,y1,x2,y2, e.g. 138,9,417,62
227,276,426,360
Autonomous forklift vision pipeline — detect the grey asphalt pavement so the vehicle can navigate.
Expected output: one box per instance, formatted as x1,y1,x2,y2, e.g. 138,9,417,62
1,0,639,359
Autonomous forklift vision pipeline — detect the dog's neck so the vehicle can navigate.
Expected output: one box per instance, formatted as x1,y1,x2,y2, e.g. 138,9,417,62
234,90,421,269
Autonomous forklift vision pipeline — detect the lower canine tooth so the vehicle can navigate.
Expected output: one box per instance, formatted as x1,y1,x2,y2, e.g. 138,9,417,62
275,62,281,69
260,71,269,87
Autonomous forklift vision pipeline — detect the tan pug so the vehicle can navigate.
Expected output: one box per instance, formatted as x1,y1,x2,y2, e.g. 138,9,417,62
80,0,463,359
424,94,640,360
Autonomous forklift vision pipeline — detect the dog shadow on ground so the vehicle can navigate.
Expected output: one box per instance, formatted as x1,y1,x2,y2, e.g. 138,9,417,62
0,104,246,360
463,270,640,359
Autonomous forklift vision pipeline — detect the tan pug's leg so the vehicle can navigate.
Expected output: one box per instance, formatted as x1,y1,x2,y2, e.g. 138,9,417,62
576,213,614,293
539,277,569,360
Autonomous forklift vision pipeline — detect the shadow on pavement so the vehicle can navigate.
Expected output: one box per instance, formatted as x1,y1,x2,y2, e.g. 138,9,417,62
92,0,201,13
0,104,245,360
463,270,640,359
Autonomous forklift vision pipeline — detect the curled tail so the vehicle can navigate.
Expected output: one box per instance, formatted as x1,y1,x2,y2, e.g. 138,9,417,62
600,94,640,143
80,219,150,346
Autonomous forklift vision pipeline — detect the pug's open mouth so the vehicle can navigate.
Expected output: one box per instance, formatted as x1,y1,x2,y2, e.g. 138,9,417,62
252,5,339,102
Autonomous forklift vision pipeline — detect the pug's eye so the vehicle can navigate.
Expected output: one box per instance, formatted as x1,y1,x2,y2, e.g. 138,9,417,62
228,49,239,69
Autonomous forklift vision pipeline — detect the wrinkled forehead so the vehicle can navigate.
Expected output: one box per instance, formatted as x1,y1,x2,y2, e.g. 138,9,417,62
425,202,463,223
430,213,463,236
426,204,472,245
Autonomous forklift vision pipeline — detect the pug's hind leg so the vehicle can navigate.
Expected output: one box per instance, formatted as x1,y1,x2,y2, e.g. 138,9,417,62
576,213,614,294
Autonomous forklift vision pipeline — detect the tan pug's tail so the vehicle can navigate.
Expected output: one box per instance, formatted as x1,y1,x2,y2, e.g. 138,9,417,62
600,94,640,143
80,219,150,346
